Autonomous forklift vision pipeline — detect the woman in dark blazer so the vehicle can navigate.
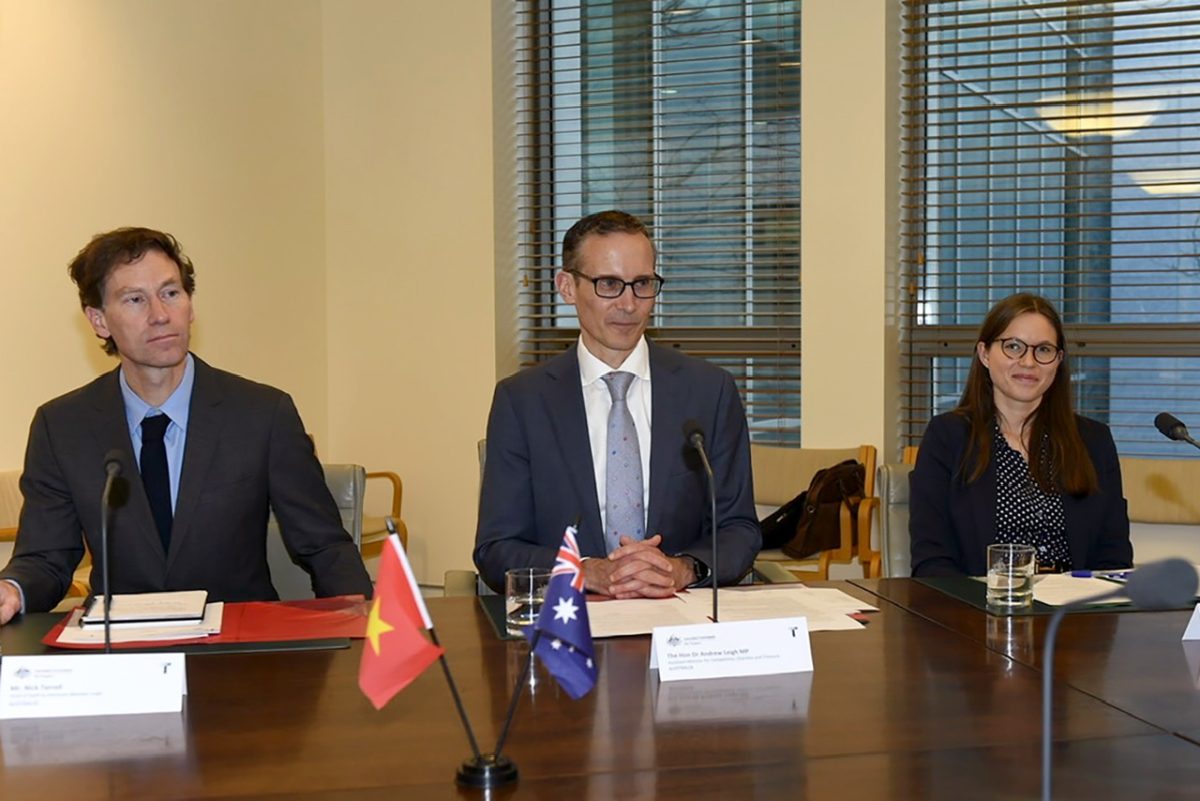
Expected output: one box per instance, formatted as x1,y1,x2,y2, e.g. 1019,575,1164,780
909,293,1132,577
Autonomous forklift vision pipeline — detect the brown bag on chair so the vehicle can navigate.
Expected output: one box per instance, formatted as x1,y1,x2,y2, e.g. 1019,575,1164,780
781,459,865,560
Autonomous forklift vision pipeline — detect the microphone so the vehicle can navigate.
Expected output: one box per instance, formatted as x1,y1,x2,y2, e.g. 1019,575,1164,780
99,449,125,654
683,419,718,624
1155,412,1200,451
1041,559,1198,801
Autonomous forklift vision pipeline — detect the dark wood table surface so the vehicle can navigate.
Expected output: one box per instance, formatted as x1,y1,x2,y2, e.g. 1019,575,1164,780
1,583,1198,800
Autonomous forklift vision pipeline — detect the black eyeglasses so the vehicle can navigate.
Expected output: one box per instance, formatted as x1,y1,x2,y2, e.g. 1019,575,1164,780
995,337,1062,365
568,270,665,299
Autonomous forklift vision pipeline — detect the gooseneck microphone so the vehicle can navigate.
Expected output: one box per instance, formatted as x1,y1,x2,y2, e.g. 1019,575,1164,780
100,449,125,654
683,419,718,623
1154,412,1200,451
1041,559,1198,801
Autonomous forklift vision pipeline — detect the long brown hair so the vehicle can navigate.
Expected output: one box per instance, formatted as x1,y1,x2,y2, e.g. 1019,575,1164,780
954,293,1098,495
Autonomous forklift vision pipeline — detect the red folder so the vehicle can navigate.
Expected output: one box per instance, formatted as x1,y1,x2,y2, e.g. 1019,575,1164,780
42,596,370,650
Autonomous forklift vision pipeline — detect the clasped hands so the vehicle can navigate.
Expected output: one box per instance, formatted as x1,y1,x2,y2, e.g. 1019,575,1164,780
582,534,696,599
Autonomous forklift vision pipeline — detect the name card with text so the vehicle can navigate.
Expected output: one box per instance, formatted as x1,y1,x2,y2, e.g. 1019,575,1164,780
649,616,813,682
0,653,187,720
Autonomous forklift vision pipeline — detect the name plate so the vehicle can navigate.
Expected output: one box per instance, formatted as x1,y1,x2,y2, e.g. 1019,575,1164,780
1182,605,1200,641
649,616,813,682
0,653,187,720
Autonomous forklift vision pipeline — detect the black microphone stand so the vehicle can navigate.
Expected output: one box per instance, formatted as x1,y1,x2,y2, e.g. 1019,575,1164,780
99,458,121,654
691,436,718,623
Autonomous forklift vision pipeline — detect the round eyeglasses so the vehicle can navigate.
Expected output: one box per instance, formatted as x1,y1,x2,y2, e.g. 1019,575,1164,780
995,337,1062,365
569,270,665,299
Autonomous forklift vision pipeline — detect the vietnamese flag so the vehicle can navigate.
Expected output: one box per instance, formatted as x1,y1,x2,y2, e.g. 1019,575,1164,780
358,533,443,710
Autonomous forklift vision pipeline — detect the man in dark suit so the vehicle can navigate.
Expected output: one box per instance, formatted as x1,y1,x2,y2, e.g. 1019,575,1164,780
0,227,371,623
474,210,760,597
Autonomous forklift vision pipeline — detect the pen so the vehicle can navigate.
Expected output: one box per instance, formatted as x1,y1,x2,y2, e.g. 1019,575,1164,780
1070,569,1131,581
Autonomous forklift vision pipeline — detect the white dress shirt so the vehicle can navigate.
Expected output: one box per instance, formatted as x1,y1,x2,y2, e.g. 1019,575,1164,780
577,336,652,540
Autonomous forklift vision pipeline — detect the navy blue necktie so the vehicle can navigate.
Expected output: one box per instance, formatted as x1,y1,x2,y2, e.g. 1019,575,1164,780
141,414,173,553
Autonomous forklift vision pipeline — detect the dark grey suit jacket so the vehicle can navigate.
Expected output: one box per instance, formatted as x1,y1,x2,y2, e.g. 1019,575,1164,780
0,356,372,612
909,411,1133,577
473,342,761,592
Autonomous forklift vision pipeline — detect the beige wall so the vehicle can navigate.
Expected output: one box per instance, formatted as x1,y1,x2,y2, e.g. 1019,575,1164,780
321,1,496,583
801,0,899,457
0,1,896,584
0,0,330,454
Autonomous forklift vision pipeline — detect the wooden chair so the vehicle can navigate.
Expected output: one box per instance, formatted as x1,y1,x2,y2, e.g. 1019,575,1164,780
360,470,408,558
751,444,880,580
1118,456,1200,564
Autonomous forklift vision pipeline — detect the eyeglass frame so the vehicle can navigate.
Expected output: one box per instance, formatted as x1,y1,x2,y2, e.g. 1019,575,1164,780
566,269,666,299
993,337,1063,365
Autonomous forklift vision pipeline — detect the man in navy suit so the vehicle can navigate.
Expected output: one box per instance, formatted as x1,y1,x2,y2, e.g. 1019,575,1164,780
474,210,760,597
0,227,371,623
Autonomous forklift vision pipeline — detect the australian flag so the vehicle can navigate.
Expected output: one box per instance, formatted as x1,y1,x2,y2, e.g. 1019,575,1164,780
526,525,597,699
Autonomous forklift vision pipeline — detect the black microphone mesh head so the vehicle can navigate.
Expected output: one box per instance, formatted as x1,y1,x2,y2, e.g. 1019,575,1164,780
1123,558,1198,610
682,419,705,446
1155,412,1188,441
102,449,124,476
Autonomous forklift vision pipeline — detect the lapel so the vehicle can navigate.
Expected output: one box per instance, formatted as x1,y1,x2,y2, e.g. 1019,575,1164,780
86,368,164,565
968,456,998,556
168,356,224,571
540,346,606,556
646,343,686,539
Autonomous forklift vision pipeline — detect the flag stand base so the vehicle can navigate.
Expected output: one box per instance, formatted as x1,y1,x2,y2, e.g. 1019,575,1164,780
456,753,518,788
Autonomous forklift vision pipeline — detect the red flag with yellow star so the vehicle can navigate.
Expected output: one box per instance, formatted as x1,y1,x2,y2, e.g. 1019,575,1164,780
358,533,443,710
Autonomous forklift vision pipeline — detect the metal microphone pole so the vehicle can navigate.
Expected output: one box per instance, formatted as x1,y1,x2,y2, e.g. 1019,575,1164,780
99,454,122,654
693,441,718,623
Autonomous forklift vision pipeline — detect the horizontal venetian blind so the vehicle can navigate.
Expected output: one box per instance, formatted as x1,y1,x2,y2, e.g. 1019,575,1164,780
901,0,1200,457
514,0,802,444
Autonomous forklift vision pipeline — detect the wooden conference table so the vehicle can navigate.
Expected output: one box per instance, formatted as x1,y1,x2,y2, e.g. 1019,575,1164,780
1,581,1199,800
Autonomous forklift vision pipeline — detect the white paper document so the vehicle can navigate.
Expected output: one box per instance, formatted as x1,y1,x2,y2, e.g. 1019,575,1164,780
587,586,873,638
1029,574,1129,607
56,602,224,645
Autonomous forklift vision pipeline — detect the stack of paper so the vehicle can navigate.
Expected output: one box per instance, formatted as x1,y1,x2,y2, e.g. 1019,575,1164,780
587,586,875,638
56,602,224,645
81,590,209,627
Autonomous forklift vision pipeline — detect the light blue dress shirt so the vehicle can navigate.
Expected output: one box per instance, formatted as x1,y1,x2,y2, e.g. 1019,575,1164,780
120,354,195,511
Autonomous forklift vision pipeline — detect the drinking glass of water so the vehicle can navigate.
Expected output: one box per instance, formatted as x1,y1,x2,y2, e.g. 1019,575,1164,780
505,567,551,635
986,543,1036,612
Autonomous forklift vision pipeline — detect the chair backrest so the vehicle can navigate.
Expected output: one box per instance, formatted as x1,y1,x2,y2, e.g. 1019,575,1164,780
1119,457,1200,524
876,463,914,577
751,444,878,575
751,445,876,508
0,469,20,569
266,463,366,600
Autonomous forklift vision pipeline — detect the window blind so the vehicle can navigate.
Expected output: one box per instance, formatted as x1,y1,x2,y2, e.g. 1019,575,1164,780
901,0,1200,457
514,0,802,444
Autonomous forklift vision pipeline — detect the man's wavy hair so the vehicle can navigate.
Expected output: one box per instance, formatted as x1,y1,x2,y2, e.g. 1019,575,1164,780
68,227,196,356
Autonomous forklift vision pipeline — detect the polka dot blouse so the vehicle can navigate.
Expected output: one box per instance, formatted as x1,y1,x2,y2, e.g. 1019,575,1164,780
993,423,1070,572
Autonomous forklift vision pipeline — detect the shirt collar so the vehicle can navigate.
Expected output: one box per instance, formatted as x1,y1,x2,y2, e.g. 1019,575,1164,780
120,353,196,431
577,335,651,387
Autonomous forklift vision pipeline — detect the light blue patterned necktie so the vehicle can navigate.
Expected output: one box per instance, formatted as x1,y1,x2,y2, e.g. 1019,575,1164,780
602,371,644,552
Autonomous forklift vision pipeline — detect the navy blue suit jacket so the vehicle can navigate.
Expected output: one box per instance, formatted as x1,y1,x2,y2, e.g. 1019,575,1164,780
473,342,761,592
0,356,372,612
909,411,1133,577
